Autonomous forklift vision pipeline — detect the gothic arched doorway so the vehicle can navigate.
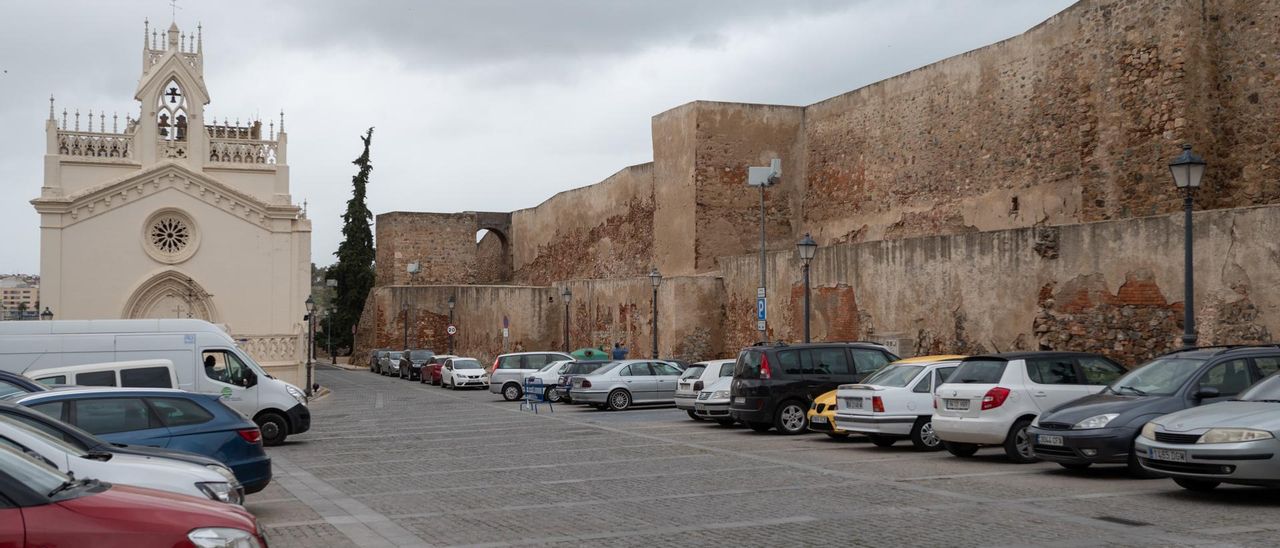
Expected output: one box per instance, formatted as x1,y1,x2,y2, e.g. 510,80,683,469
122,270,219,321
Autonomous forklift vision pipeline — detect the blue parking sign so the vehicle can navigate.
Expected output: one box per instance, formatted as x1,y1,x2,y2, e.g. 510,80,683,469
756,297,767,321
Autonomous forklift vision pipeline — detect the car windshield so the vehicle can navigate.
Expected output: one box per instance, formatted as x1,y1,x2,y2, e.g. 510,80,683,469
538,361,567,373
453,360,482,370
1108,357,1205,396
0,416,88,458
950,359,1008,384
861,365,925,388
680,366,707,380
0,441,69,495
1240,373,1280,401
410,350,434,360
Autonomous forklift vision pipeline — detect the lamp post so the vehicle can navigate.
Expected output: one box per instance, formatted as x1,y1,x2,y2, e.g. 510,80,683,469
747,159,781,340
796,233,817,343
327,307,335,365
401,301,409,351
447,294,456,354
40,307,53,321
405,262,419,351
304,295,315,397
648,268,661,358
562,287,572,353
1169,144,1205,349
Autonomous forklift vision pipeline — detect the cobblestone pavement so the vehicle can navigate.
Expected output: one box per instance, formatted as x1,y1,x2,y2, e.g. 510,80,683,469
247,366,1280,547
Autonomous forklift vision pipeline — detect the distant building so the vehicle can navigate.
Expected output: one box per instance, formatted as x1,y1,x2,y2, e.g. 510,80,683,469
0,277,39,320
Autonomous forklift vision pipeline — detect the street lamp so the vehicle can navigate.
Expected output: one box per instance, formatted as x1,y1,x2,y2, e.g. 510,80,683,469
648,268,661,358
1169,144,1205,348
327,307,335,365
447,294,456,354
747,159,781,338
40,307,53,321
561,287,572,353
401,300,409,351
304,295,315,397
796,233,817,343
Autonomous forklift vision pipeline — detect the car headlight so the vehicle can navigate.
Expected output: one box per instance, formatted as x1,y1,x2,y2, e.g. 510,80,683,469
196,481,240,505
206,464,238,484
712,390,730,399
188,527,261,548
285,384,306,404
1197,428,1275,444
1073,413,1119,430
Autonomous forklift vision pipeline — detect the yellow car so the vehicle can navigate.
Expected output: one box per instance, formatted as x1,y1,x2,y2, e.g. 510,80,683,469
808,355,967,439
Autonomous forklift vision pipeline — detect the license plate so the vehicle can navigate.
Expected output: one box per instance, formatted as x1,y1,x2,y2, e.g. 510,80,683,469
1038,435,1064,446
1149,448,1187,463
731,397,740,404
847,398,863,409
945,399,970,410
811,415,828,424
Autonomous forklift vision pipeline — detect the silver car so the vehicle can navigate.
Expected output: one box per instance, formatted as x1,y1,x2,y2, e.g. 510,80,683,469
694,376,735,425
571,360,684,411
675,359,735,420
488,351,573,401
1136,373,1280,491
378,351,404,376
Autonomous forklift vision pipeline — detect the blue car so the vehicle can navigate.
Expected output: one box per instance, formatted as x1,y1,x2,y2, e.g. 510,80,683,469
9,387,272,493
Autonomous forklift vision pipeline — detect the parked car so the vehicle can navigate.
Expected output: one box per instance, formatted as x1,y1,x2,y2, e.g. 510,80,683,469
806,390,847,439
370,348,390,372
10,387,273,493
1030,346,1279,474
398,349,435,381
833,355,965,450
572,360,686,410
441,357,490,389
27,359,179,389
0,442,267,547
489,351,574,401
0,415,242,504
0,369,46,398
730,342,899,435
694,376,735,425
1136,369,1280,491
676,359,735,421
524,360,575,402
378,351,405,377
557,360,613,403
420,354,457,385
933,351,1126,462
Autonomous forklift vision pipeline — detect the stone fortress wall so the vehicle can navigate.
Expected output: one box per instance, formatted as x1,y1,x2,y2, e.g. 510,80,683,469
356,0,1280,366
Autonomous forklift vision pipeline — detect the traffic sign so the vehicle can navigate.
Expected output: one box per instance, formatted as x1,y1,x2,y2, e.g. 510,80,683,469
756,320,766,331
756,297,767,321
446,325,457,335
502,327,509,338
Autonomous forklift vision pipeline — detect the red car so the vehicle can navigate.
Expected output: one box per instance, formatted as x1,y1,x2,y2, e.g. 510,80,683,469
420,355,457,386
0,443,268,547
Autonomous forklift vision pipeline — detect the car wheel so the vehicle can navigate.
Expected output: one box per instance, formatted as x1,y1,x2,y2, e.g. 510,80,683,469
686,410,703,421
1003,418,1038,463
715,419,736,427
773,401,808,435
545,387,562,403
747,422,773,433
502,383,522,401
1127,439,1161,478
868,435,896,447
1059,462,1092,471
944,441,979,457
1173,478,1220,492
607,389,632,411
256,412,289,447
826,432,850,440
909,417,944,451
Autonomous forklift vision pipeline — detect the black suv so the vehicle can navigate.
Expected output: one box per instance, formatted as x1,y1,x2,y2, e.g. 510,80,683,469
730,342,900,434
1030,345,1280,475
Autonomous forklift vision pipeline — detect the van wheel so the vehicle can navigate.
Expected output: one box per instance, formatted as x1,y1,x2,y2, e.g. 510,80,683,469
502,383,522,401
607,389,632,410
747,422,773,433
773,401,808,435
944,441,979,457
256,413,288,447
909,417,944,451
1003,418,1037,463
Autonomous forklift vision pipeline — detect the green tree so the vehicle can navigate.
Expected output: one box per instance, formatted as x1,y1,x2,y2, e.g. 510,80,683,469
328,128,377,353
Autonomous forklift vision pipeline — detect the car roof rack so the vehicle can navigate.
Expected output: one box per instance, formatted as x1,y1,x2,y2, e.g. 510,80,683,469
1157,344,1280,357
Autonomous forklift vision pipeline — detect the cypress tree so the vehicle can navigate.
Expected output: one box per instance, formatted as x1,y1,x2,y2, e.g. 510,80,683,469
330,128,376,353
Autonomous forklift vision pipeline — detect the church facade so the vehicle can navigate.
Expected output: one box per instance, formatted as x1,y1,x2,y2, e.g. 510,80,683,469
32,22,311,384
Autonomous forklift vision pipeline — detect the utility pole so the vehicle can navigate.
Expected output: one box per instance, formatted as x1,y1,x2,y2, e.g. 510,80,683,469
747,159,781,341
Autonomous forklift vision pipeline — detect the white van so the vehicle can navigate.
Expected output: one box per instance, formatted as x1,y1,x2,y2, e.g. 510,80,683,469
26,359,180,389
0,319,310,446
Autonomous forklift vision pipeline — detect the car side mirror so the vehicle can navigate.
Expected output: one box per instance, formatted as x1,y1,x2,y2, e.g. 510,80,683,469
1194,386,1220,400
244,372,258,388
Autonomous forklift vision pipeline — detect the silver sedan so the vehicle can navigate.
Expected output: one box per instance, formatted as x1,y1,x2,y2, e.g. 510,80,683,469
1136,373,1280,491
570,360,684,411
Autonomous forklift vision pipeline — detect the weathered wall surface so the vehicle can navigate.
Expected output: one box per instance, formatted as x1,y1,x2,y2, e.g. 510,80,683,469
722,204,1280,367
557,275,725,362
375,211,512,285
510,164,655,286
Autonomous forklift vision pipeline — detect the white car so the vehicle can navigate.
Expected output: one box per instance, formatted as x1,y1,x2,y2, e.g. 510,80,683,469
0,415,242,504
676,360,735,421
693,376,735,425
524,360,574,402
834,356,963,451
441,357,491,389
932,352,1123,462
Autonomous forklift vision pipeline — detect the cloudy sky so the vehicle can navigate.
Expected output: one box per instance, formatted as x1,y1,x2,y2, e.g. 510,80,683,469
0,0,1075,274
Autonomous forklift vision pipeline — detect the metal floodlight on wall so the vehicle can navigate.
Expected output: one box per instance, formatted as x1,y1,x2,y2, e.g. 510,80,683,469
648,268,662,287
407,262,421,274
747,158,782,187
1169,144,1205,189
797,233,817,264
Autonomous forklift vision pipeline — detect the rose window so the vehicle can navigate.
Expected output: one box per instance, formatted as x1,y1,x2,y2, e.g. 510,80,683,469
150,216,191,254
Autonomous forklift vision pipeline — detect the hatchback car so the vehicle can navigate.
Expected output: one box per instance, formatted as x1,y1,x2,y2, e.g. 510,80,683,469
557,360,613,403
1136,370,1280,491
805,390,847,438
676,359,735,421
11,387,272,493
572,360,685,410
420,354,457,385
489,351,573,401
398,349,436,381
730,342,899,435
834,355,965,450
0,442,267,548
441,357,490,389
694,376,735,425
378,350,405,376
933,352,1125,462
1031,346,1279,474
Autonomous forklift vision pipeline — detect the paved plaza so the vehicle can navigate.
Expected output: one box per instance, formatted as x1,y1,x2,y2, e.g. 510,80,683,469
251,367,1280,547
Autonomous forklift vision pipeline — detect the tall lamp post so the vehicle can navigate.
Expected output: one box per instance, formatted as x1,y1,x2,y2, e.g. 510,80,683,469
561,287,572,353
1169,144,1205,348
304,295,315,397
327,307,335,365
747,159,781,340
404,262,419,350
648,268,661,358
796,234,817,343
40,307,53,321
447,294,456,354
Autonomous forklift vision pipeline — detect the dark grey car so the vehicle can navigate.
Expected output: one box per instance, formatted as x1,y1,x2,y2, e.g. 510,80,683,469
398,349,435,381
